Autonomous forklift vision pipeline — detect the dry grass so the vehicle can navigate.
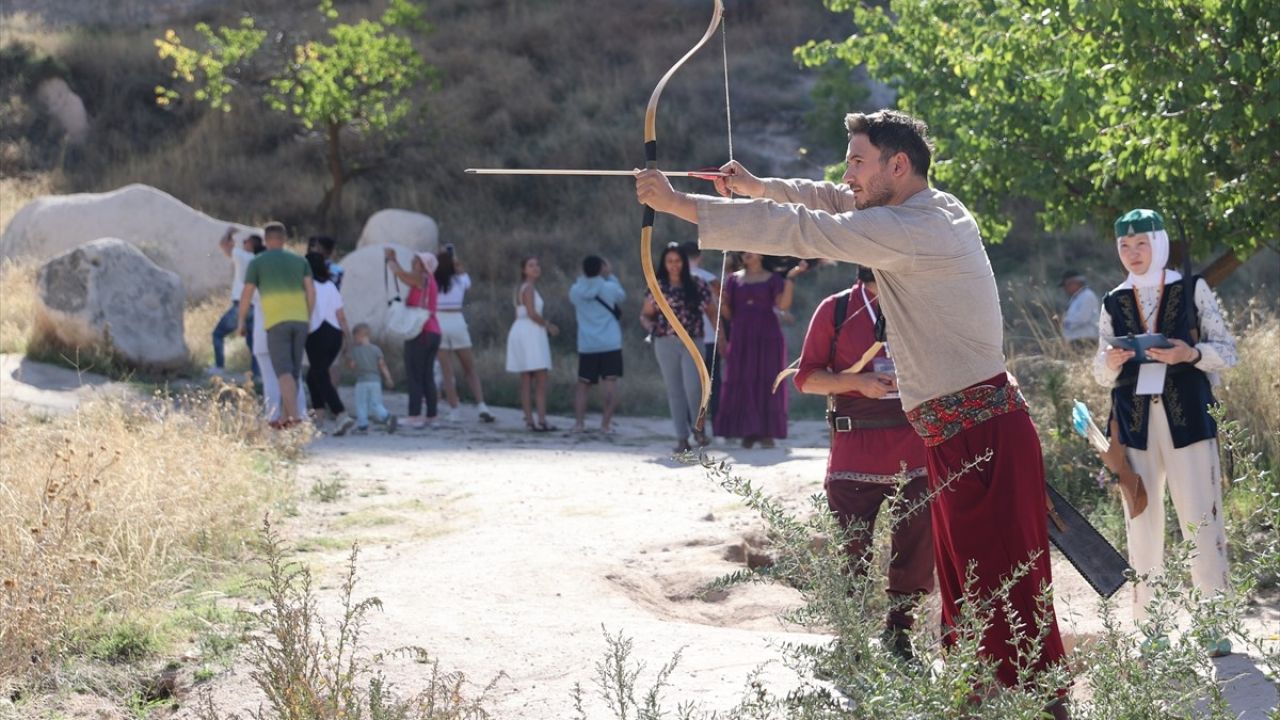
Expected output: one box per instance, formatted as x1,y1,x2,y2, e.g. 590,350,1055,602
0,257,38,354
0,381,304,686
0,173,55,237
1220,308,1280,464
2,259,255,376
185,295,254,373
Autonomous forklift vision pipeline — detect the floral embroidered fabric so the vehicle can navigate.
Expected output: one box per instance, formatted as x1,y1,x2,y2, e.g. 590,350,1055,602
645,277,711,339
827,467,928,486
905,381,1029,447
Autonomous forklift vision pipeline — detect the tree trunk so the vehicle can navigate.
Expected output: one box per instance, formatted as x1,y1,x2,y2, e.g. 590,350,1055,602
316,121,345,226
1201,248,1246,288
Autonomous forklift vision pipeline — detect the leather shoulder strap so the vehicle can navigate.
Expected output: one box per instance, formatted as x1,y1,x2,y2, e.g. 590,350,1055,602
829,289,853,368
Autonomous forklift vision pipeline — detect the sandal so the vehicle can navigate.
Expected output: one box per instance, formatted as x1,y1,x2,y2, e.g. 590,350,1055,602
525,419,538,431
536,422,558,433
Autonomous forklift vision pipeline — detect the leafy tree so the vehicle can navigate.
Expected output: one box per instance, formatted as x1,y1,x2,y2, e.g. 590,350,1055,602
798,0,1278,283
156,0,435,223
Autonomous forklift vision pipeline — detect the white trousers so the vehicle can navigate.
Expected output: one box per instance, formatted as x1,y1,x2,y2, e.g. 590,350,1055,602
255,351,306,422
1123,398,1229,623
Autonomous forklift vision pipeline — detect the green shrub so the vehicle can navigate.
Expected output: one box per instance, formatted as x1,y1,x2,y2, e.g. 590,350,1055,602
575,435,1280,718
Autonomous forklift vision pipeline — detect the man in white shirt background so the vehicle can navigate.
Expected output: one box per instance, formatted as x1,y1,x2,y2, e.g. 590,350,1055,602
1059,269,1100,349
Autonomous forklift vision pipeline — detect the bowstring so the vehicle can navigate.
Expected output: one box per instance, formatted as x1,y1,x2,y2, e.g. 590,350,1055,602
707,11,732,424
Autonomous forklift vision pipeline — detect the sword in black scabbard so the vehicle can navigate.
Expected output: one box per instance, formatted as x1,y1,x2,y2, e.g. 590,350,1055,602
1044,484,1132,598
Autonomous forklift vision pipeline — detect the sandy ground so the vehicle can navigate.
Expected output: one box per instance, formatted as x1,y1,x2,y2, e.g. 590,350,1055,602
2,355,1276,717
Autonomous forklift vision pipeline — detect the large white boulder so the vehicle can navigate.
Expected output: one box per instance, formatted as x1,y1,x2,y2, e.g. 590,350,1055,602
1,184,258,301
356,209,439,253
35,238,189,370
340,243,439,343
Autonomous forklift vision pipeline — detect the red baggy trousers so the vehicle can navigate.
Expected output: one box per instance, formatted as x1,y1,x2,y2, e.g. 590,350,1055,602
926,404,1067,687
826,475,934,629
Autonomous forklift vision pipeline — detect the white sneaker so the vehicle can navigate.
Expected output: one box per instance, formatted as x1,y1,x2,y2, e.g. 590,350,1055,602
333,415,355,436
446,408,461,423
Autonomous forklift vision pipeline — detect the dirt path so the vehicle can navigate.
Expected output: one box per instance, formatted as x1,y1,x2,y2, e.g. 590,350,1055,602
0,353,136,415
181,398,1278,719
181,406,829,717
1,357,1274,717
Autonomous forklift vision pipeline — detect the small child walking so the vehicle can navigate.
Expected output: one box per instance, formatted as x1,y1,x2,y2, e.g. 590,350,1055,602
348,324,397,434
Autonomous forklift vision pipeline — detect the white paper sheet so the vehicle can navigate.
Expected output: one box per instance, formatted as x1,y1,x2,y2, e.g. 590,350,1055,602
1136,362,1167,396
872,356,900,400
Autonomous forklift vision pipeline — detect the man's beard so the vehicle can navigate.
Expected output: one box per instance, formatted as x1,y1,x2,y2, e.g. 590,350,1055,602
852,176,893,209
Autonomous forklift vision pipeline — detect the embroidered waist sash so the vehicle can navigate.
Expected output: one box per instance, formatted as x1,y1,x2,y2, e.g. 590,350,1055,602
905,375,1029,447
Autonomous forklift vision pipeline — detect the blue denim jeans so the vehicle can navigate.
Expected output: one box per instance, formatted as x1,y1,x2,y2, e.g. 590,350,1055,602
354,380,390,428
212,301,239,368
212,301,260,376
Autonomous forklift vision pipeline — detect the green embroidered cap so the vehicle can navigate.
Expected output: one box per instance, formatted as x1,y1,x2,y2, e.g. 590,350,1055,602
1114,208,1165,237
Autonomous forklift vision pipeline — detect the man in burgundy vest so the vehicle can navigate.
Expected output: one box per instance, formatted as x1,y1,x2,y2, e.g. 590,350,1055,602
794,266,932,661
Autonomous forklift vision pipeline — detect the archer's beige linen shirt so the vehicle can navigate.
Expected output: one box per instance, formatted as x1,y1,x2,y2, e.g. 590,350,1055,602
696,179,1006,412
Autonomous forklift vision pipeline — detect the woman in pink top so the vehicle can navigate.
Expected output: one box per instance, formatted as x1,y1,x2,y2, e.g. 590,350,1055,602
385,249,442,428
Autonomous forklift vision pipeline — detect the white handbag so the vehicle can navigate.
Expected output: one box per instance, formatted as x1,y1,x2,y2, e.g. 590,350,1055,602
384,264,431,341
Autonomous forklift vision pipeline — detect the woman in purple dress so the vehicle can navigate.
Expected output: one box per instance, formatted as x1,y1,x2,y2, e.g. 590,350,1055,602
716,252,805,447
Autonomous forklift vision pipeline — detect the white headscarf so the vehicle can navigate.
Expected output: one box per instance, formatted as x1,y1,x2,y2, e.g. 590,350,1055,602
1118,229,1172,288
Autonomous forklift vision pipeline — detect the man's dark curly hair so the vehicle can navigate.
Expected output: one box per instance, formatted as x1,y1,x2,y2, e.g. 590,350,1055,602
845,109,934,178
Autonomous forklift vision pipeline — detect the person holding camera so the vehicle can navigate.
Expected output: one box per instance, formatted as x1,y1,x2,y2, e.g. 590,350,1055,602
435,245,495,423
569,255,625,433
714,251,804,448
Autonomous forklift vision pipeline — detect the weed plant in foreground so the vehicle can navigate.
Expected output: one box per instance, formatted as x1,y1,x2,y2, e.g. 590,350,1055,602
194,519,499,720
573,443,1280,719
0,381,302,693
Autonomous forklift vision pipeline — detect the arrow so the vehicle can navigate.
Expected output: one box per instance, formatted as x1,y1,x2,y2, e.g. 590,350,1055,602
465,168,727,179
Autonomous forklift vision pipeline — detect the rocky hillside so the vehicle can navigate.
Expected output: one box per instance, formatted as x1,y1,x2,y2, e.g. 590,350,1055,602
2,0,1275,381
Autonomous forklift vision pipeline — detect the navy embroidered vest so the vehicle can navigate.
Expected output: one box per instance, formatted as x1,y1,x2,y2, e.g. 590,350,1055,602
1103,276,1216,450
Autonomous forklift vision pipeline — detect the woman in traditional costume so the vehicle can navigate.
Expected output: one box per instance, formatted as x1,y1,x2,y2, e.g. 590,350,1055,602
1094,208,1238,656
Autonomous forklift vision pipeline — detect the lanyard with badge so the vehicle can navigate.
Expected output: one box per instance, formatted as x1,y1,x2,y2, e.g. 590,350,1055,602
1132,270,1167,395
861,286,900,400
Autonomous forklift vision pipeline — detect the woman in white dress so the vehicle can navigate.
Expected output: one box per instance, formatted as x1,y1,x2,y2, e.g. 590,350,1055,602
506,256,559,431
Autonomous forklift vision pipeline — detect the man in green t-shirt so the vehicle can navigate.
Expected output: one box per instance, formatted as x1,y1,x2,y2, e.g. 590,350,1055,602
237,222,314,426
